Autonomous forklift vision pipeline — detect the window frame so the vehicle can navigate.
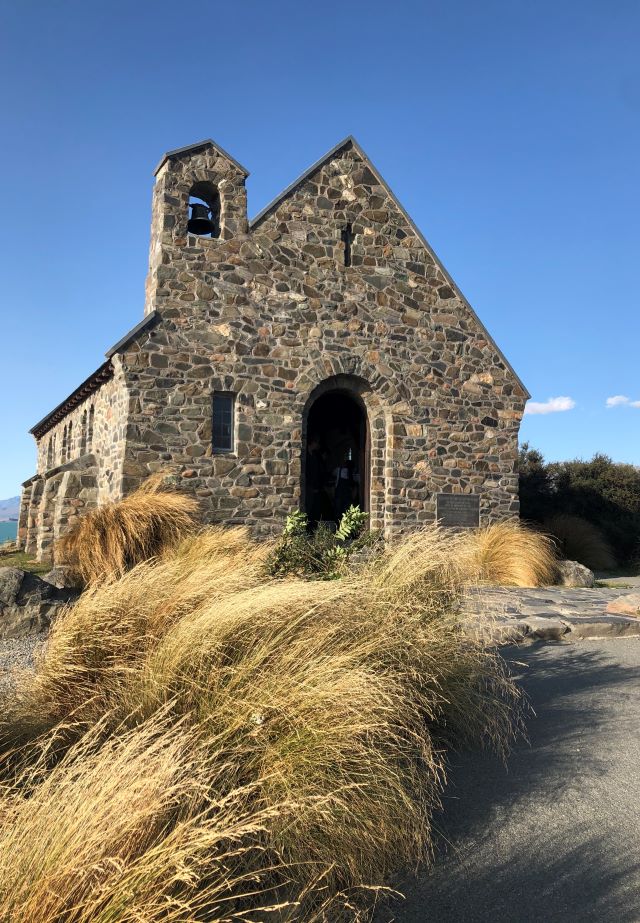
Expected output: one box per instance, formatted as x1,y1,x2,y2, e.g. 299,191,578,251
212,391,235,454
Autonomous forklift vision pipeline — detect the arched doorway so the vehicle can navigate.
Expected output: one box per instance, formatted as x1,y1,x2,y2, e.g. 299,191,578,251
303,388,370,525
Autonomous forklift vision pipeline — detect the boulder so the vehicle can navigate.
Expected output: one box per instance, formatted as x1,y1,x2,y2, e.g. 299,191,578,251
606,593,640,617
0,567,78,639
42,565,79,590
557,559,595,588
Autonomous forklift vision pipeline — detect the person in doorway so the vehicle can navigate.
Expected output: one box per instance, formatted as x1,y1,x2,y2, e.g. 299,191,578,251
333,451,357,521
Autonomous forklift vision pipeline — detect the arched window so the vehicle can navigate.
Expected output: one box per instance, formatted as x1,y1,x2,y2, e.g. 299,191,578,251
67,421,73,460
62,425,68,462
187,181,221,238
46,439,52,469
80,409,88,455
88,405,95,451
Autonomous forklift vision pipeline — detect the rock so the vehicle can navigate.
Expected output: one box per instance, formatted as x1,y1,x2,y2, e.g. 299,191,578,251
558,560,595,588
0,566,78,639
606,593,640,616
520,616,570,642
0,568,25,606
42,565,79,589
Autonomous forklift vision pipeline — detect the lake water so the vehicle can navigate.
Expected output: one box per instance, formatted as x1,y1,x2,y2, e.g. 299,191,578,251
0,521,18,543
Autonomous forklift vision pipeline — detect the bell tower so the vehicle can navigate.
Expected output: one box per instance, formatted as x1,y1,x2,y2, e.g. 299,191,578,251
144,139,249,316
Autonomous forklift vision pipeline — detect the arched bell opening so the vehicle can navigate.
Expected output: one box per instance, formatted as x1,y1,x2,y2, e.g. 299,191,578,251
302,387,370,528
187,181,221,238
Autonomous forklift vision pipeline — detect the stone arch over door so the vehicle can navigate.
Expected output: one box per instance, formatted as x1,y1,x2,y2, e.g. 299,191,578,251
300,373,388,533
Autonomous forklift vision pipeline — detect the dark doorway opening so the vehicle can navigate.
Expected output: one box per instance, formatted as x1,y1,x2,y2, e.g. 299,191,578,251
304,389,369,526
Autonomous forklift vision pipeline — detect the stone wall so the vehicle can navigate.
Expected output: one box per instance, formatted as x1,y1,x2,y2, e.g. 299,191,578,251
20,361,129,559
34,362,129,503
119,139,526,536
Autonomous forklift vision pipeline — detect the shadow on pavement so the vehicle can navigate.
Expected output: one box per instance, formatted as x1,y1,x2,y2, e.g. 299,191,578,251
375,640,640,922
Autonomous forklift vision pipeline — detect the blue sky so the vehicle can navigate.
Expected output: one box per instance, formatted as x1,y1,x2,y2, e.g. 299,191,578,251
0,0,639,498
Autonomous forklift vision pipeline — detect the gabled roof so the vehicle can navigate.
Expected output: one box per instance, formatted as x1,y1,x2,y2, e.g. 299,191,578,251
30,361,113,438
250,135,530,399
30,312,161,439
105,310,160,358
154,139,250,177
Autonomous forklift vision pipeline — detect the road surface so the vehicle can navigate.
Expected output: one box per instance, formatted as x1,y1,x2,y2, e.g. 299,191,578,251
379,639,640,922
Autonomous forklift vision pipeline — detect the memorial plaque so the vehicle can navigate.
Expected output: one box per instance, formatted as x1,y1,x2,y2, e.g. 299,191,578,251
436,493,480,528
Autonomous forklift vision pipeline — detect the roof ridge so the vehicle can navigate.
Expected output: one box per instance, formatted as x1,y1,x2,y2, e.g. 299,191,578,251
154,139,250,177
249,135,356,228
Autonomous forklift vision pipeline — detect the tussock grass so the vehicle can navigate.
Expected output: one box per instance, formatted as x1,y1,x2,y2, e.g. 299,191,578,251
544,513,617,571
461,519,560,587
5,527,268,742
0,715,325,922
55,473,200,585
1,522,523,920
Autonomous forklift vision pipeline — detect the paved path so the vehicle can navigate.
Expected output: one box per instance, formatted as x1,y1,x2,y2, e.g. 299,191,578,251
465,586,640,642
378,639,640,922
594,574,640,588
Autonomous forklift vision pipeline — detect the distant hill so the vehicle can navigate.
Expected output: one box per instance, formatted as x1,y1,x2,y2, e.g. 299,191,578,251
0,496,20,521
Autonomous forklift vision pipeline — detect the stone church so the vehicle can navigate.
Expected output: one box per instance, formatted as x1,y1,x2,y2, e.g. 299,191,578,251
19,136,529,560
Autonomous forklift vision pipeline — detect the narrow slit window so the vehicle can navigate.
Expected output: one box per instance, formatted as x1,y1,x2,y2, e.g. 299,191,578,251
212,392,234,452
341,222,354,267
88,405,95,451
80,410,88,455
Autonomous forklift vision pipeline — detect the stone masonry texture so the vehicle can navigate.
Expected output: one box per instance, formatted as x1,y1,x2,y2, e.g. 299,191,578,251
20,136,528,559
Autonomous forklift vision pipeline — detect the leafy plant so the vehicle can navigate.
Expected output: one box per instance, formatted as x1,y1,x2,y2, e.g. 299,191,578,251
266,506,373,579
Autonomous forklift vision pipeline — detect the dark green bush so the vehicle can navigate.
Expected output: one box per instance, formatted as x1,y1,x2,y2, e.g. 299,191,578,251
519,444,640,566
265,506,375,579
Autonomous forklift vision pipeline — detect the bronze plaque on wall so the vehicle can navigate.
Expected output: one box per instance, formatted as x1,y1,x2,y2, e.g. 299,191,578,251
436,493,480,527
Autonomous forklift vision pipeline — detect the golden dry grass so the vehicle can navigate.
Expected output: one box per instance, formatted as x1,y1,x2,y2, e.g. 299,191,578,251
5,526,269,742
55,473,200,585
0,523,523,920
544,513,617,571
461,519,560,587
0,715,331,922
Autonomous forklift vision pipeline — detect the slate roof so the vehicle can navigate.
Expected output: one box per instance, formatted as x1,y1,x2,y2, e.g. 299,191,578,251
29,312,160,438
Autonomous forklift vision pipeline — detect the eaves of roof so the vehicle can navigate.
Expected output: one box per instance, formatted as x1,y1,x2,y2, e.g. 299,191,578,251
30,311,161,439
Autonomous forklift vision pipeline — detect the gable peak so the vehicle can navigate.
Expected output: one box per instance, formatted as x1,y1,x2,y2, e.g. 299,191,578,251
153,139,250,177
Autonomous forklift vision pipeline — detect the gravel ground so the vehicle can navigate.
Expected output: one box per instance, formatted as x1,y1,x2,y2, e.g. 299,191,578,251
0,633,47,694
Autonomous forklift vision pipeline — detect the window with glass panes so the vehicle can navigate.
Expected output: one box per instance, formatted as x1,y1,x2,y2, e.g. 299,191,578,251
212,392,234,452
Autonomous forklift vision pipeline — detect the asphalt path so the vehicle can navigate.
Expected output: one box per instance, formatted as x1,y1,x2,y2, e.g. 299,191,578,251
377,639,640,923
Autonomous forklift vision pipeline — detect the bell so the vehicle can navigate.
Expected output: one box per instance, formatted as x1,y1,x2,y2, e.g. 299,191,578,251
187,202,216,236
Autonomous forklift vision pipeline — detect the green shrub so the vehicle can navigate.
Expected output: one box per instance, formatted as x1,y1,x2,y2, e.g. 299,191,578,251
544,513,617,571
265,506,373,579
519,444,640,566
